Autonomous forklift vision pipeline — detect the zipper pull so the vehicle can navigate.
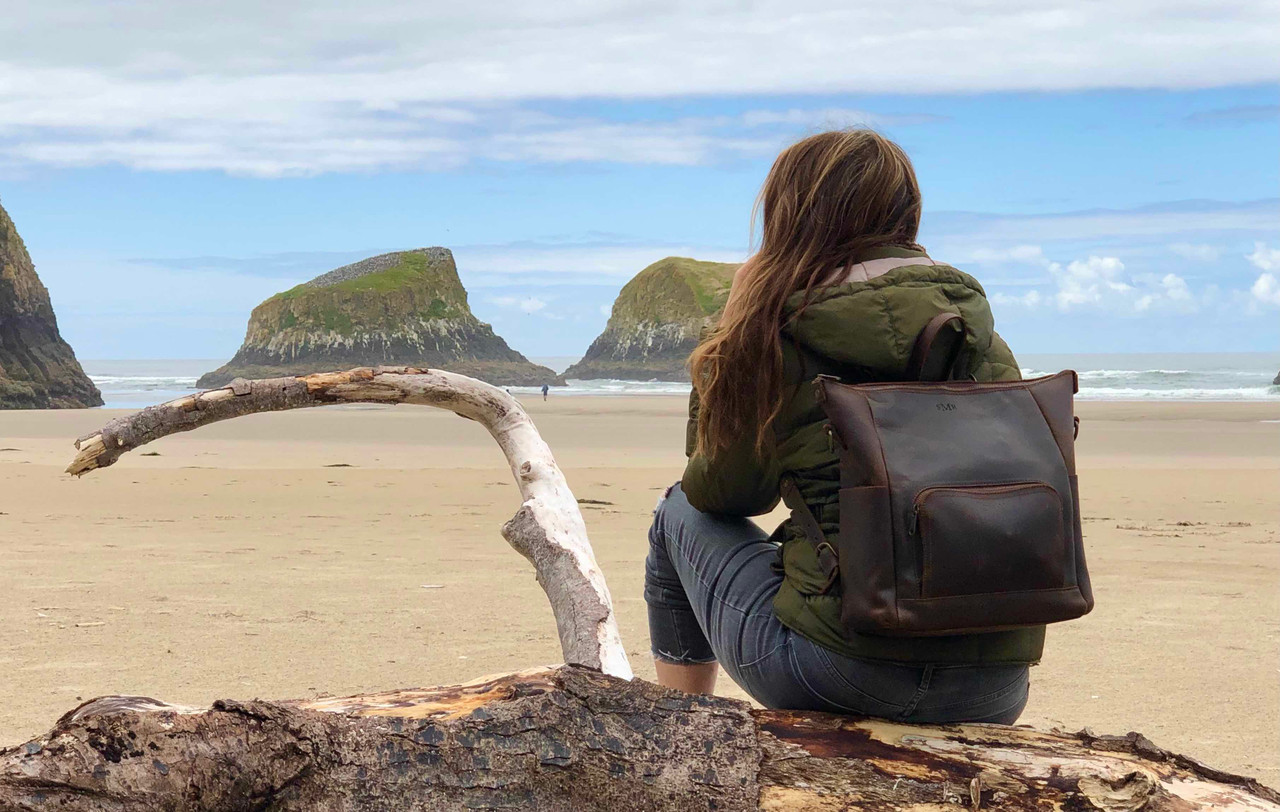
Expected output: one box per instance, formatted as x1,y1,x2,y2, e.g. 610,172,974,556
825,423,835,454
813,374,840,404
908,508,920,536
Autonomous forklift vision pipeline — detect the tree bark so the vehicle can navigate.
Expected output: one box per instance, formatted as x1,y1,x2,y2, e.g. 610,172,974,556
2,666,1276,811
11,367,1272,810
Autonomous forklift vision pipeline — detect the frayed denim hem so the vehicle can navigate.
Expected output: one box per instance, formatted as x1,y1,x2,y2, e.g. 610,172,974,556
651,647,719,666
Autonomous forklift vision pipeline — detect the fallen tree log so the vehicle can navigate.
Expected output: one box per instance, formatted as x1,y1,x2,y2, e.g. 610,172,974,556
1,367,1269,810
3,666,1277,810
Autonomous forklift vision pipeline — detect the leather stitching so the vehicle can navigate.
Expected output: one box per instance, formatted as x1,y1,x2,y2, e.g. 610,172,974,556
861,398,900,626
895,665,934,720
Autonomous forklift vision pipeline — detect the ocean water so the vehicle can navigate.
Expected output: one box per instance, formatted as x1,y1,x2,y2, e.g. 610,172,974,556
81,359,221,410
1020,353,1280,402
82,353,1280,410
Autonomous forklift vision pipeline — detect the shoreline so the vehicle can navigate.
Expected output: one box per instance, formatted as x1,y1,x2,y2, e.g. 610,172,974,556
78,354,1280,408
77,392,1280,411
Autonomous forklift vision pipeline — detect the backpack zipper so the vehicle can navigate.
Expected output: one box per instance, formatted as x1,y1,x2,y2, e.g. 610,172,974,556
847,371,1072,394
908,481,1047,535
813,374,841,405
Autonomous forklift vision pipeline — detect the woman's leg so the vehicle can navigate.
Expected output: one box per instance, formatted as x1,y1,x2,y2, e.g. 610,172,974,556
645,482,901,712
644,482,1030,723
643,483,763,692
653,660,719,694
643,482,786,699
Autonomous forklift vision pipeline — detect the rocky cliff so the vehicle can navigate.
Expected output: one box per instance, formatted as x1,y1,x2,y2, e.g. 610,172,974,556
0,200,101,409
198,248,559,388
563,257,738,381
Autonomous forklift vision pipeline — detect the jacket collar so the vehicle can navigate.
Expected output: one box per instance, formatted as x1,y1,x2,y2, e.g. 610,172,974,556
853,245,930,263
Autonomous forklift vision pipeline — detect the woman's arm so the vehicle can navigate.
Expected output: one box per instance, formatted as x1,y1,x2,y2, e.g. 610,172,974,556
679,254,782,516
680,388,782,517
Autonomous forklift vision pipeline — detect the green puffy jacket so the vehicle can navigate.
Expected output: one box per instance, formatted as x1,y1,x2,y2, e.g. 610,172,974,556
681,246,1045,665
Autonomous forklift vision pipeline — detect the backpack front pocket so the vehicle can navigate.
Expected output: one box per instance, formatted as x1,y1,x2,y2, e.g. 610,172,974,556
911,482,1066,599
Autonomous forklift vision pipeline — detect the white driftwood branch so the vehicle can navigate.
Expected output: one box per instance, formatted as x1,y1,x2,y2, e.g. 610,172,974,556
66,366,631,680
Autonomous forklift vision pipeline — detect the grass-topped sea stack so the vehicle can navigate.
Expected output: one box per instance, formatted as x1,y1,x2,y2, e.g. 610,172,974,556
563,256,739,381
0,199,102,409
198,248,559,388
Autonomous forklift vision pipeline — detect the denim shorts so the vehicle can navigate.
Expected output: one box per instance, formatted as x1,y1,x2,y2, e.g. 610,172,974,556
644,482,1029,724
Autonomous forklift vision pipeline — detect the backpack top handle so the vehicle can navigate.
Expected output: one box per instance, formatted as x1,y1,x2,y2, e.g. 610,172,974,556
906,312,968,382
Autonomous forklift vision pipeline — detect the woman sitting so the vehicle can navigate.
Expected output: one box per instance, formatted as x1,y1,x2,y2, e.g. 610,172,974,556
644,129,1040,724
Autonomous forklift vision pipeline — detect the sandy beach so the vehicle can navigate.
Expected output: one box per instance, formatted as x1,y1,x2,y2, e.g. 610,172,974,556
1,397,1277,780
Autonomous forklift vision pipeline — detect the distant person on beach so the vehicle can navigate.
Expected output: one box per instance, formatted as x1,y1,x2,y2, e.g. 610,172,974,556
541,383,549,401
645,130,1034,723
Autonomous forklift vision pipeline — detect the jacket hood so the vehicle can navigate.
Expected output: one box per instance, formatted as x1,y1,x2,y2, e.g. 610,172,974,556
781,258,998,377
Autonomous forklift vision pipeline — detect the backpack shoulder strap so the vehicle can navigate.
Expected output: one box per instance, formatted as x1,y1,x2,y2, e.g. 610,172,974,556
780,476,839,591
780,477,822,541
907,312,968,382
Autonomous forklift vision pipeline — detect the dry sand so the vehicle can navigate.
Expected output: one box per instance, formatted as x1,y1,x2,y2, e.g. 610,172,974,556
1,397,1277,780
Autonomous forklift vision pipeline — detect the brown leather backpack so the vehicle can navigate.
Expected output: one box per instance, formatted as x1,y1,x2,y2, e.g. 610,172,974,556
782,313,1094,637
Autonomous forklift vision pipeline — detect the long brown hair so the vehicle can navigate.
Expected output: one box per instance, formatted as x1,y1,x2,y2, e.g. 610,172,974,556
689,129,924,458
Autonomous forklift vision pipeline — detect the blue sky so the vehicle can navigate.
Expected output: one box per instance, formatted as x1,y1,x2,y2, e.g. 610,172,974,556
0,2,1276,360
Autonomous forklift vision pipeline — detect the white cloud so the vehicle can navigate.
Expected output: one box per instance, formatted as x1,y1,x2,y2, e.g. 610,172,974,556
488,295,549,314
990,290,1043,307
1049,258,1203,314
1051,256,1131,309
485,120,773,167
0,1,1276,175
1134,273,1192,311
984,251,1204,314
1243,243,1280,308
926,201,1279,254
1159,273,1192,302
0,106,858,176
1251,273,1280,307
737,108,944,129
1246,241,1280,272
455,243,745,277
1169,242,1220,262
966,245,1049,264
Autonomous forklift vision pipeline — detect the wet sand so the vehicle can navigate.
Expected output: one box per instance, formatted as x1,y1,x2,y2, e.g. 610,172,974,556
1,398,1277,779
